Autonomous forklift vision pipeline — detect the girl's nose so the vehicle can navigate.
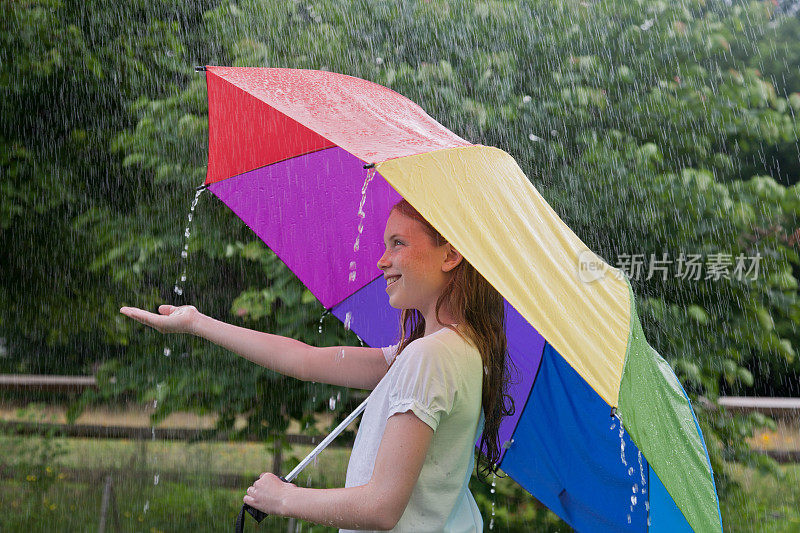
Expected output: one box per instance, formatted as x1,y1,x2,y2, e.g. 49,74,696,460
377,250,390,270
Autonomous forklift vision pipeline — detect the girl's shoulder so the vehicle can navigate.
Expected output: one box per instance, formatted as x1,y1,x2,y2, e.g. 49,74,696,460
401,327,481,370
405,326,460,352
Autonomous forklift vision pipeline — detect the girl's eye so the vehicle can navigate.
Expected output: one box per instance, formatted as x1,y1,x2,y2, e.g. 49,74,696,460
394,240,404,246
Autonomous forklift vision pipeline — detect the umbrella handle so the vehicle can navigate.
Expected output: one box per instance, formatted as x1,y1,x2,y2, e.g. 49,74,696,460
234,476,286,533
233,396,370,532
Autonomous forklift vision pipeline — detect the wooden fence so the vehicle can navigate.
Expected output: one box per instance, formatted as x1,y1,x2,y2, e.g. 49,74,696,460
1,374,797,461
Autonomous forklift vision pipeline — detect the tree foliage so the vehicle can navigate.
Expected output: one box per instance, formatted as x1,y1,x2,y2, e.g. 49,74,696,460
2,0,800,515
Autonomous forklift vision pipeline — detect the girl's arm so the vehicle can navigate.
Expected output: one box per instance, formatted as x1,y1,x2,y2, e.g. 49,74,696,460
119,305,390,389
194,312,390,389
245,411,434,530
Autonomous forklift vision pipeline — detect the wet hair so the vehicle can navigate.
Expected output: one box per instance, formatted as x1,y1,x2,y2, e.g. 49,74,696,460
389,198,515,483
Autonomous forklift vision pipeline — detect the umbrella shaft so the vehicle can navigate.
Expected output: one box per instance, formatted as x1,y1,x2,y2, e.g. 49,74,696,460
284,395,370,482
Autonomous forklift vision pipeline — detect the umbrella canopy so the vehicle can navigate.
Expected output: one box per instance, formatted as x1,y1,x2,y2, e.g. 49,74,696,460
201,66,722,533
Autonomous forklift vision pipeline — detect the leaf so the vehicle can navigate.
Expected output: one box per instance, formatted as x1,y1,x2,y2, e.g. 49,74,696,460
687,305,710,325
736,367,754,387
768,270,798,291
754,306,774,331
777,338,795,363
675,359,702,385
301,289,318,305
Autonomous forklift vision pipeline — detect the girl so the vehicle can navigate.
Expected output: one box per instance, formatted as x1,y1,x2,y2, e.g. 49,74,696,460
120,199,512,531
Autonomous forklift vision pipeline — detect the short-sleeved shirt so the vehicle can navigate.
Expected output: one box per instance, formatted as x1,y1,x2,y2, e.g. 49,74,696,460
341,326,485,533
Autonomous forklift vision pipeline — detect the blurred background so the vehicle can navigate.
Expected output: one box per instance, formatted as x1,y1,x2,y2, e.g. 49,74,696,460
1,0,799,530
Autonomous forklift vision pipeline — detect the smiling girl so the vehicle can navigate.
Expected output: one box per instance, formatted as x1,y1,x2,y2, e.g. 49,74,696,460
120,198,512,532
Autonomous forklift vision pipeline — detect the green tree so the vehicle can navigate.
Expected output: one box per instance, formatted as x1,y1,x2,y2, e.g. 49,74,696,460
3,2,799,527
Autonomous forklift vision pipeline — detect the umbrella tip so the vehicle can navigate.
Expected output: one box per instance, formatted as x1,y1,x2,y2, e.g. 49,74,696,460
363,163,375,169
194,65,207,72
195,183,209,191
610,406,618,418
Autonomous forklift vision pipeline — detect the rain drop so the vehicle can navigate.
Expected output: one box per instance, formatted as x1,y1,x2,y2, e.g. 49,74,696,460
638,450,647,488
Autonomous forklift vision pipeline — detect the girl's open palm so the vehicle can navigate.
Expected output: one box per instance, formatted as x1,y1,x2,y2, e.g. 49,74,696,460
119,305,200,335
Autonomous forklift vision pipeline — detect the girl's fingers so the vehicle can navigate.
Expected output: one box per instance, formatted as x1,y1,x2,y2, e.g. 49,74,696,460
120,307,167,330
120,304,197,334
120,307,150,322
119,306,145,321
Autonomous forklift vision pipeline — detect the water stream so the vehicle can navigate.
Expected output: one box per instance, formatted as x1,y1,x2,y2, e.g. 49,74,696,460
488,471,497,530
613,412,648,525
173,187,205,297
144,187,205,517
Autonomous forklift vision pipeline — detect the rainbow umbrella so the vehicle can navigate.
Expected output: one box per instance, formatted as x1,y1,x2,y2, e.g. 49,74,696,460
199,66,722,532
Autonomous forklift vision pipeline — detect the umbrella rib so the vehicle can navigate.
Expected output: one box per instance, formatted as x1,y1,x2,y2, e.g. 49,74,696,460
498,342,547,463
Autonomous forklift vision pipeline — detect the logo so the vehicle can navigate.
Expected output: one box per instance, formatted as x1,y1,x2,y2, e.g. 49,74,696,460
577,250,608,283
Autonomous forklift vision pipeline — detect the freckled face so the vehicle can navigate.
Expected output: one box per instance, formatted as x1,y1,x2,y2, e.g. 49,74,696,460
376,210,451,313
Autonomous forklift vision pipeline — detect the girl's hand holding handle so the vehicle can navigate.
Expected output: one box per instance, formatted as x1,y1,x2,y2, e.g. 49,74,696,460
119,304,201,335
243,472,295,516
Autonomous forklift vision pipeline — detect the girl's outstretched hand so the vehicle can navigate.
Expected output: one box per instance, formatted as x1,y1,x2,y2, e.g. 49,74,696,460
119,305,201,335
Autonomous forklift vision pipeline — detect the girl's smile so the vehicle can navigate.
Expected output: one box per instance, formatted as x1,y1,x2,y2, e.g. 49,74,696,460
385,275,401,288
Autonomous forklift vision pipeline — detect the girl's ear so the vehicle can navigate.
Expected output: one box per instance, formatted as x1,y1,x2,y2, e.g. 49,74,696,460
442,243,463,273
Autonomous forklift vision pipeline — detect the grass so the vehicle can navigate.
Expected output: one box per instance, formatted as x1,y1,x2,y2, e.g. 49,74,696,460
0,434,349,532
0,434,349,480
720,462,800,533
0,433,567,532
1,478,257,532
0,432,798,531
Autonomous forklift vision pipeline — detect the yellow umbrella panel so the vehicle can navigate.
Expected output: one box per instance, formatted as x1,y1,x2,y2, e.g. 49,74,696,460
377,145,722,533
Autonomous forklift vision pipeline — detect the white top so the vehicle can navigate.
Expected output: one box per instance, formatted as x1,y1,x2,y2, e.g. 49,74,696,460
341,327,485,533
